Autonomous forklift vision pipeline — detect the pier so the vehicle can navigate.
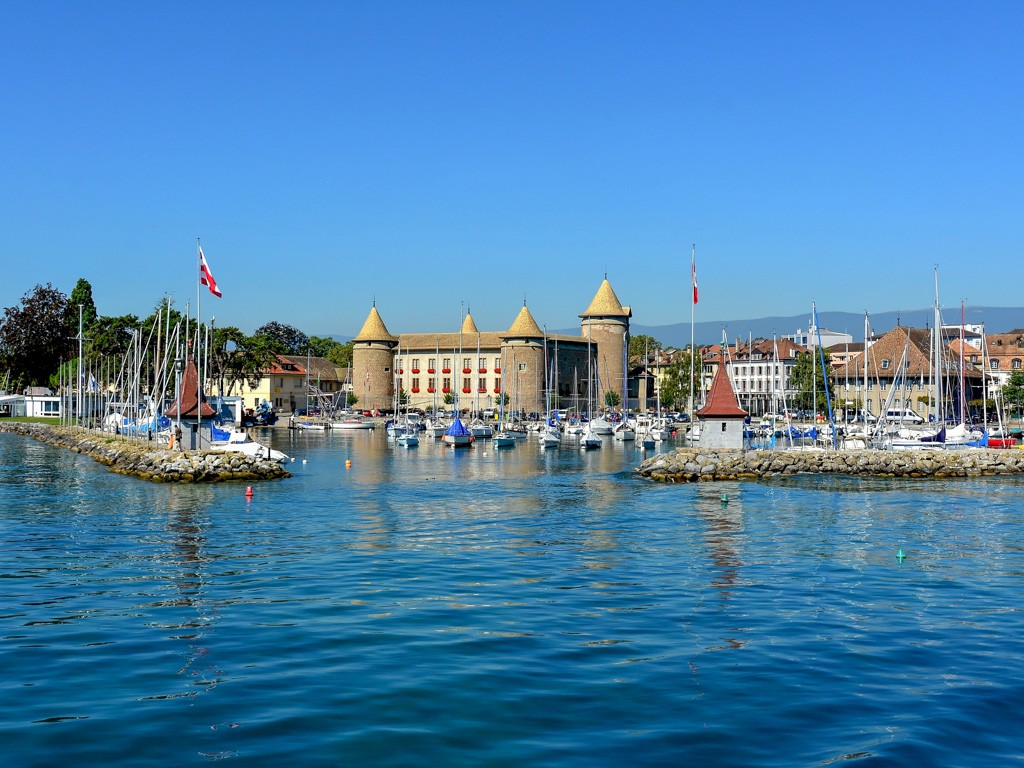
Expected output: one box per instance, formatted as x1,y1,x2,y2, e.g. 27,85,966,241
0,423,290,483
637,445,1024,483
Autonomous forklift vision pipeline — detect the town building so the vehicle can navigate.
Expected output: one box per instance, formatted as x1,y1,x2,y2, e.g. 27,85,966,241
231,354,344,413
831,325,984,422
726,338,808,417
784,323,853,350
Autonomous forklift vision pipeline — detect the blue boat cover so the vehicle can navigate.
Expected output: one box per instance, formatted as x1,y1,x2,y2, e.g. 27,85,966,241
446,417,471,437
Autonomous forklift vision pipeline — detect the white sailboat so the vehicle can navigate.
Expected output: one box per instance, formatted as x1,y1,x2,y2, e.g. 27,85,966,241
579,326,602,450
540,344,560,449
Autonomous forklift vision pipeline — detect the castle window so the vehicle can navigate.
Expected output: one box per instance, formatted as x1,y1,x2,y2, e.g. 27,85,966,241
991,360,1000,370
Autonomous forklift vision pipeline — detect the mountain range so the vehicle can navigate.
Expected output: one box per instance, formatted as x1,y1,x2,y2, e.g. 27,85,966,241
592,306,1024,348
333,307,1024,347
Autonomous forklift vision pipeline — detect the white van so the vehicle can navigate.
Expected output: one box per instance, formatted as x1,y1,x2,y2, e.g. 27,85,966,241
883,408,924,424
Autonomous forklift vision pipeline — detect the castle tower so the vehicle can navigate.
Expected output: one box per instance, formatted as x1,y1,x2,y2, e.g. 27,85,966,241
351,303,399,412
579,277,631,412
460,310,479,336
500,303,546,417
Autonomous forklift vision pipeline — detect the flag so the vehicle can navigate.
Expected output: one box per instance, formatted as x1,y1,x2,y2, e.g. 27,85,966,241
691,248,698,304
199,246,222,298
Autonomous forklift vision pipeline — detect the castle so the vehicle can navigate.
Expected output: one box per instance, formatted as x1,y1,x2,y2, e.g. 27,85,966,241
351,278,631,415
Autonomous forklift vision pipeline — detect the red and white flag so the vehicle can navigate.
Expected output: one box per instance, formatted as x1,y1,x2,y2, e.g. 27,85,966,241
199,246,222,298
691,247,698,305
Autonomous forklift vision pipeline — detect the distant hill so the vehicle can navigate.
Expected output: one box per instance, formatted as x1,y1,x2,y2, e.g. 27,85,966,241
333,307,1024,348
558,306,1024,347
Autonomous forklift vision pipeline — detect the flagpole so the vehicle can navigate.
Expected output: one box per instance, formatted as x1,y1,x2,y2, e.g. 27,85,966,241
197,238,203,437
688,243,696,420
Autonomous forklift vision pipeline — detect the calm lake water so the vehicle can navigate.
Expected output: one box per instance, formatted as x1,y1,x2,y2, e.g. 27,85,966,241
2,428,1023,767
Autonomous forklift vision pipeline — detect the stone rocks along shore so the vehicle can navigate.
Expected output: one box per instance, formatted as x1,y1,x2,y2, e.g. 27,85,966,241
637,446,1024,483
0,423,290,483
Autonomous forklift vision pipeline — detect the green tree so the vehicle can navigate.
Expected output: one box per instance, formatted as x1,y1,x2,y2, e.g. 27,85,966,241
604,390,621,408
89,314,140,360
218,333,285,395
628,334,662,362
307,335,353,367
1003,370,1024,415
0,283,75,388
254,321,309,355
789,349,834,413
70,278,98,330
658,348,702,411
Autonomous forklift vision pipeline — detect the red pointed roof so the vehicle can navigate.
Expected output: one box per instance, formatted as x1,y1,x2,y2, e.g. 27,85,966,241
695,364,747,418
165,357,216,420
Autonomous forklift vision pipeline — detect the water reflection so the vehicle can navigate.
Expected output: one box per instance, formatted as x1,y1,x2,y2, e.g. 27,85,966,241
150,493,222,701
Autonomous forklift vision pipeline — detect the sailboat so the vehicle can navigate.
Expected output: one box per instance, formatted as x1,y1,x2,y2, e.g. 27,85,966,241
579,325,602,450
395,370,419,448
540,345,561,449
425,339,447,438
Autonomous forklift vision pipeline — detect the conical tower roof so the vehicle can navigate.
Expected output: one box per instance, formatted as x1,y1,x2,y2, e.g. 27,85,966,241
352,304,398,343
695,364,747,418
580,277,630,318
165,357,216,420
503,303,543,339
461,310,479,335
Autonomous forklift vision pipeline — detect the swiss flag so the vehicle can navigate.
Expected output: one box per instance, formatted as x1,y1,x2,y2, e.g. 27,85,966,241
199,246,222,298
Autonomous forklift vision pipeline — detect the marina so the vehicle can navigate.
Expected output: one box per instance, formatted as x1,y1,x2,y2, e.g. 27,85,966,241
3,426,1024,766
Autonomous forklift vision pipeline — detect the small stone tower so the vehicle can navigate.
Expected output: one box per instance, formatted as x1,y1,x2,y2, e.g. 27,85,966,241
351,303,399,412
695,364,748,449
500,303,546,416
579,278,631,412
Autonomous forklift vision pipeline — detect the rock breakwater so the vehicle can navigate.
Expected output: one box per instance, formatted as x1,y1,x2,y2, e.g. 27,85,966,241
637,446,1024,483
0,423,290,483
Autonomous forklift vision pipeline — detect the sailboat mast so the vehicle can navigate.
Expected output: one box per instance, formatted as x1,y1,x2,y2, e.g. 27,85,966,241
960,300,966,425
934,268,942,427
688,243,696,418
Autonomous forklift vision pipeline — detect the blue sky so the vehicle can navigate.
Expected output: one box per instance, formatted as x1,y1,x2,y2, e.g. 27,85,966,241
2,2,1021,339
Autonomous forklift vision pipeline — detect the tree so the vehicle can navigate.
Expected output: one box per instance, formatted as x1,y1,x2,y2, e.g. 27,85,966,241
89,314,140,360
659,348,702,411
789,349,834,413
254,321,309,355
604,390,621,408
1003,370,1024,415
218,333,285,395
628,334,662,362
70,278,98,330
0,283,75,388
307,335,353,367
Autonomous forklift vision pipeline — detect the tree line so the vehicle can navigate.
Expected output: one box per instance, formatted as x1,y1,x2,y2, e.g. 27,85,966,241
0,279,353,395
